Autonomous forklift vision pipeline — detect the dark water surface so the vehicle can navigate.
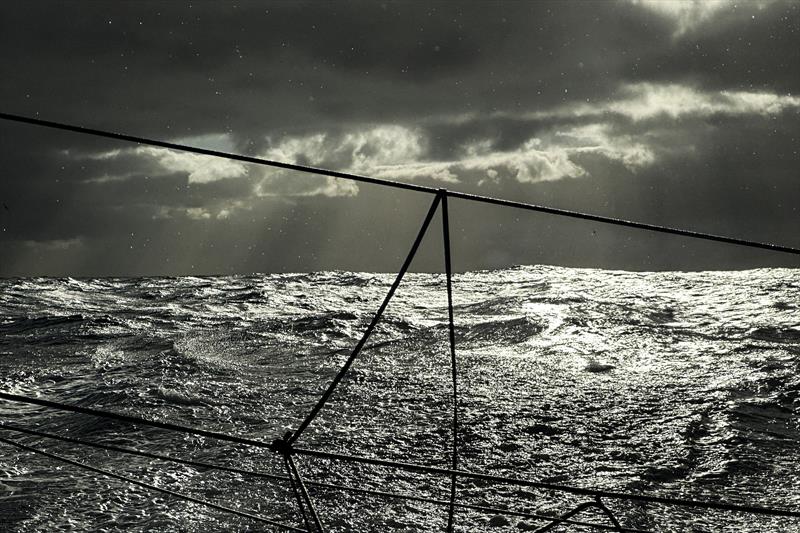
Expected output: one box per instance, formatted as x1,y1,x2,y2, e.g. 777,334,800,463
1,266,799,532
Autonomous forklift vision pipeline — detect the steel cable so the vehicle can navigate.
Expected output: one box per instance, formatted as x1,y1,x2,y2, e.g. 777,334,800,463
1,111,798,256
441,192,460,532
2,393,799,519
288,193,442,444
3,393,798,519
0,422,647,532
0,434,306,532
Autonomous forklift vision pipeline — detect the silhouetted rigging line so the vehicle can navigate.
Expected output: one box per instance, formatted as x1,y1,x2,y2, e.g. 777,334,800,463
2,392,799,519
1,111,798,256
292,447,800,519
0,435,307,532
0,391,276,450
287,193,442,444
285,455,313,533
0,111,430,194
285,454,324,532
441,192,460,533
0,423,649,532
0,421,286,480
536,499,623,533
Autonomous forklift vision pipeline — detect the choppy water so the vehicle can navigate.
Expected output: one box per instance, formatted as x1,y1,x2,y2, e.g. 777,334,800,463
0,266,799,532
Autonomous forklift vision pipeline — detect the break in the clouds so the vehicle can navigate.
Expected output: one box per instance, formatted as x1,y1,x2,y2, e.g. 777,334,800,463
81,81,799,192
88,145,250,185
567,83,800,121
0,1,799,275
631,0,776,36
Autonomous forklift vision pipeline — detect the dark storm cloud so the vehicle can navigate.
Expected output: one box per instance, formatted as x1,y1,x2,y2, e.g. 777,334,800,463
630,1,800,92
0,1,677,137
1,1,799,275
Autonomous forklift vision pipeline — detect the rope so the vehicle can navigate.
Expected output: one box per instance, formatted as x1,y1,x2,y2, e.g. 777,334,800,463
285,455,313,533
0,112,427,195
595,497,625,532
1,111,798,256
445,189,800,256
291,447,800,519
0,422,647,532
535,497,623,533
0,434,306,532
3,393,798,519
286,454,325,532
0,422,286,481
287,193,442,445
4,393,799,519
535,501,607,533
0,391,274,450
440,191,459,532
307,479,651,533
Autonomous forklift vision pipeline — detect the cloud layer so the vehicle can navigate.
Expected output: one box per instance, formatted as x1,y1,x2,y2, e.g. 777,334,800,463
1,1,799,275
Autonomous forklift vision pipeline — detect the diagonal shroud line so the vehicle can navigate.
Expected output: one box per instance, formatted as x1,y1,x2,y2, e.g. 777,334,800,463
287,193,442,444
0,111,798,256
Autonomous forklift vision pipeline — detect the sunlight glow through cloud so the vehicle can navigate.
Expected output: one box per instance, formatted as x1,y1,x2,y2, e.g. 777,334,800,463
263,125,425,172
601,83,800,120
23,237,84,251
370,124,657,184
508,83,800,122
629,0,775,35
134,146,249,184
71,82,800,198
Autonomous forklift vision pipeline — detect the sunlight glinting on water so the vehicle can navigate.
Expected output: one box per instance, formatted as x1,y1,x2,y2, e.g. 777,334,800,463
1,265,799,531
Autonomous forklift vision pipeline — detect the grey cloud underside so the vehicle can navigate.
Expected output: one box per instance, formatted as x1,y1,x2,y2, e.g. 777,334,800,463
0,1,799,275
4,2,796,137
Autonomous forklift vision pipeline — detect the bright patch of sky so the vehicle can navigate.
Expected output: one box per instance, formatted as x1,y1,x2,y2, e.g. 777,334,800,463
629,0,775,36
70,82,799,193
134,146,248,184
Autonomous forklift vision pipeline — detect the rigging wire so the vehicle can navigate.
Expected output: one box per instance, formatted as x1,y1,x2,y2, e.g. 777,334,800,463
535,499,623,533
287,193,442,444
285,454,325,532
0,422,649,532
2,394,798,521
285,455,313,533
1,111,798,256
291,447,800,519
441,192,460,532
0,391,274,450
0,434,306,532
0,421,285,480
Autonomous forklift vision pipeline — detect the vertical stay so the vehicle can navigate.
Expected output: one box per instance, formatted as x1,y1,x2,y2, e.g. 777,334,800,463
285,456,313,532
289,194,442,444
286,455,325,533
441,191,459,532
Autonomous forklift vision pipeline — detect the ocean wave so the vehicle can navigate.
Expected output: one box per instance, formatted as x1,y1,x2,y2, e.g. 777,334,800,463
749,326,800,344
460,316,546,346
2,266,800,532
153,385,211,407
0,315,85,335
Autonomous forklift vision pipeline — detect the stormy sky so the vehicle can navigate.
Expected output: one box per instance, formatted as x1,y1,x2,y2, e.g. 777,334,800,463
1,1,799,276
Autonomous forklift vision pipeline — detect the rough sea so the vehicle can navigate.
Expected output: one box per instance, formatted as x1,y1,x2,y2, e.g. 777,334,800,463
1,265,799,532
